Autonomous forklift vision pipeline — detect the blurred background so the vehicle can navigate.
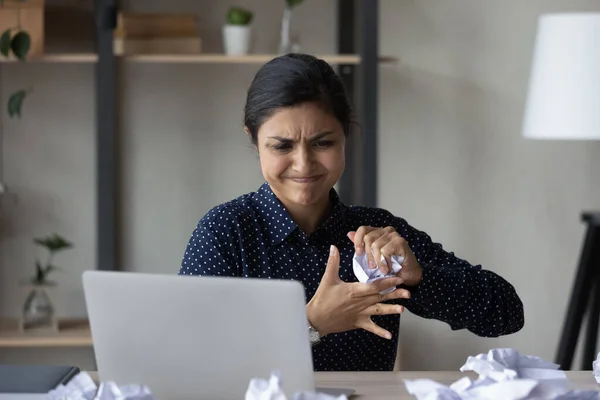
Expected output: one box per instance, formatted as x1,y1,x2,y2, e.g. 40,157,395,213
1,0,600,373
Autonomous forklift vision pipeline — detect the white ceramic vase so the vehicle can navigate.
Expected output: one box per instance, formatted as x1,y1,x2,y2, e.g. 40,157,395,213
223,25,251,56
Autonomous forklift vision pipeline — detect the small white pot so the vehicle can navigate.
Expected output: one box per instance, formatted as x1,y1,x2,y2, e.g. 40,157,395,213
222,25,251,56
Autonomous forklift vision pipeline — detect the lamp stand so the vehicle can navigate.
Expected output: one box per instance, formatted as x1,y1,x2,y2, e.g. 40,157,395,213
556,211,600,370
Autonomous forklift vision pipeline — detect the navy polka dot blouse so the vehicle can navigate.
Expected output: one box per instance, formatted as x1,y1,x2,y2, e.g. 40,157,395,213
179,182,524,371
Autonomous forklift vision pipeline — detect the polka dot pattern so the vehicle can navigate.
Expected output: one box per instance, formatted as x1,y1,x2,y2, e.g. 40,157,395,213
179,182,524,371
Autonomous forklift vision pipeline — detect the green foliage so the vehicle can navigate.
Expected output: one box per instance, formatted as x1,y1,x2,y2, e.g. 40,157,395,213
10,30,30,60
0,29,11,56
34,233,73,252
8,89,28,118
286,0,304,7
30,233,73,285
226,6,253,25
0,0,32,118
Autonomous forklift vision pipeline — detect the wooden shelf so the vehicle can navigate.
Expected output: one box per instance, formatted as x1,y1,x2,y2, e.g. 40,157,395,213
0,54,98,63
121,54,398,64
0,318,93,348
0,53,398,64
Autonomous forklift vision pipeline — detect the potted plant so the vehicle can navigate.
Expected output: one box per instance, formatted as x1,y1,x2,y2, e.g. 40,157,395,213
279,0,303,54
21,233,73,331
222,6,253,56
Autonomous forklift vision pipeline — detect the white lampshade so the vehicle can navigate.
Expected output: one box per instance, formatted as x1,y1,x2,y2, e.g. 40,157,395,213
523,13,600,140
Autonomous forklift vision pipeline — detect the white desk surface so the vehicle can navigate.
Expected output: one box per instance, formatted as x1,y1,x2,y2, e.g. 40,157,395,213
314,371,598,399
87,370,598,399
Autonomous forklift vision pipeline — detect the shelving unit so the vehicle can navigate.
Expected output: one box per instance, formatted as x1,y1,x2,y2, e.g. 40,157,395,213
0,53,396,64
90,0,386,272
1,1,388,349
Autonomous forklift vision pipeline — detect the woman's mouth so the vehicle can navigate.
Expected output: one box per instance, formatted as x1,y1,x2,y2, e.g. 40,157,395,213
289,175,323,183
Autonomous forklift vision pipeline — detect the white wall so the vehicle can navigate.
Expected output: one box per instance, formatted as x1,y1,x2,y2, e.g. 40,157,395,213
379,0,600,370
2,0,600,371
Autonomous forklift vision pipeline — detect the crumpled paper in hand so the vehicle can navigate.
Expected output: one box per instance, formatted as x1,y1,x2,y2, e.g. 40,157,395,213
404,348,600,399
352,252,403,294
245,372,347,400
47,371,155,400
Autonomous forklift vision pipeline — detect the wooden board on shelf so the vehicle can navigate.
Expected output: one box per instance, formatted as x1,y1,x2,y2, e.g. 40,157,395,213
0,53,97,62
0,318,92,347
115,12,199,39
121,53,397,64
0,53,398,64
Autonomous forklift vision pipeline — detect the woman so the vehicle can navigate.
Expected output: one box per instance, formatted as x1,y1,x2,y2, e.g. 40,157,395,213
179,53,524,371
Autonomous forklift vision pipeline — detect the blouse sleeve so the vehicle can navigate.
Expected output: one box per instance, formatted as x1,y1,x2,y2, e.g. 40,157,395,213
178,219,240,277
393,217,524,337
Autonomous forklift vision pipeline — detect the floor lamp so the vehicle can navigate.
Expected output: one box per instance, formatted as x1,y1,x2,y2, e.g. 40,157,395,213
522,13,600,370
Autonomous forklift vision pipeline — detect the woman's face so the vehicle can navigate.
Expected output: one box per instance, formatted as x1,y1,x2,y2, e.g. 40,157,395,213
252,102,346,209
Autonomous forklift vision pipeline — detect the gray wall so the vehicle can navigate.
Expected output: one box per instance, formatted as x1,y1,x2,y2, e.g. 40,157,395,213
2,0,600,371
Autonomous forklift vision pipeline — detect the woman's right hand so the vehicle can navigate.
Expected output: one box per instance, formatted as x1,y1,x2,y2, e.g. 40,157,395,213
306,245,411,340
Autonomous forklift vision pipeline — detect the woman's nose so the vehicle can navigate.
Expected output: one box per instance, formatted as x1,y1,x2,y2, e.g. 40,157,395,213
293,146,314,172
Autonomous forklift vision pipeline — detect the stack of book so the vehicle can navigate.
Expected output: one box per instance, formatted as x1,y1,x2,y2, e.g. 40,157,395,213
114,12,201,55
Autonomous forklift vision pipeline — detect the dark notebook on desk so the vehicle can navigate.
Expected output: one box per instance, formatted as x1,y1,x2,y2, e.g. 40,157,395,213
0,365,80,393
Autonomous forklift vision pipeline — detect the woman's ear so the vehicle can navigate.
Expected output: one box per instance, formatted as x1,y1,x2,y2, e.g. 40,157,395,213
244,126,258,150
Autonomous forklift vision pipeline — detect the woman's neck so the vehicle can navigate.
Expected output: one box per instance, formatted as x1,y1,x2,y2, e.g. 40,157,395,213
283,196,332,235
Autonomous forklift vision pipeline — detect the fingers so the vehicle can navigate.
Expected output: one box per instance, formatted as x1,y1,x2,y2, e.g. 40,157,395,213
378,287,411,302
377,236,406,274
368,276,404,295
350,226,376,256
369,233,393,274
355,317,394,340
363,287,411,307
348,277,403,299
347,231,356,242
362,229,388,270
322,245,341,283
363,303,404,316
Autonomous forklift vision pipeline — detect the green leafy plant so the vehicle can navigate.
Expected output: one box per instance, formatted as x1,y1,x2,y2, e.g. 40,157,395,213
0,0,32,118
226,6,253,25
286,0,304,7
30,233,73,285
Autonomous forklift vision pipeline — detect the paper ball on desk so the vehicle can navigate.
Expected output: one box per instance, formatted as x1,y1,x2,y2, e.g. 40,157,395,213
594,352,600,383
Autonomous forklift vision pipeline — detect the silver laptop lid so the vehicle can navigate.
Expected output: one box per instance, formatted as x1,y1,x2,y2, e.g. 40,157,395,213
83,271,315,399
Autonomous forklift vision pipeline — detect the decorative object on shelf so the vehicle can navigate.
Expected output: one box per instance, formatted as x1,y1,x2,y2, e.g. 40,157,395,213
20,233,73,332
0,0,43,118
222,6,253,56
114,12,201,55
0,181,18,220
278,0,303,54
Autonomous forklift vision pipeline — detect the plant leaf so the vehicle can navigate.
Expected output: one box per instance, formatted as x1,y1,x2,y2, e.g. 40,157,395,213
8,89,27,118
286,0,304,7
34,260,44,283
34,233,73,252
226,7,253,25
10,31,30,61
0,29,11,57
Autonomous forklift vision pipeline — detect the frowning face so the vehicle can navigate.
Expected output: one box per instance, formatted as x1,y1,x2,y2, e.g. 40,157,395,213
251,101,346,210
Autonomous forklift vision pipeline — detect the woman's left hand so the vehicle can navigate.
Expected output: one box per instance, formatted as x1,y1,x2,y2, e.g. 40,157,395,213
348,226,423,287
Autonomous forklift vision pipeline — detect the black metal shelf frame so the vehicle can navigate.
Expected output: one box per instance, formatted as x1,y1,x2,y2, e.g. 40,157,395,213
93,0,380,271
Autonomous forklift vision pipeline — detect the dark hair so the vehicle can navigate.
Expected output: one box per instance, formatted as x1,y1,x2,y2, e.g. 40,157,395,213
243,53,354,146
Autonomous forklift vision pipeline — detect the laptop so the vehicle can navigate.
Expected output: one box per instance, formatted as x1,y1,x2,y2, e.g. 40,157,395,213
82,270,316,399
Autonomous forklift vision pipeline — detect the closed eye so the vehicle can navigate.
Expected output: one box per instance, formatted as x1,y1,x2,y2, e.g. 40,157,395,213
314,140,334,148
271,142,293,152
